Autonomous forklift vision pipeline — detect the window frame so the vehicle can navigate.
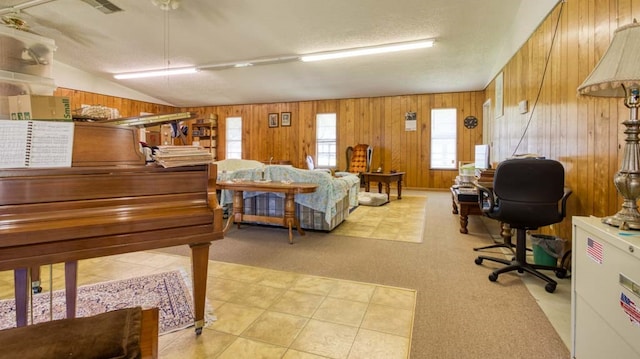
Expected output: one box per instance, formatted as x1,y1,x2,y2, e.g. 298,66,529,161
225,116,242,159
315,113,337,168
430,108,457,170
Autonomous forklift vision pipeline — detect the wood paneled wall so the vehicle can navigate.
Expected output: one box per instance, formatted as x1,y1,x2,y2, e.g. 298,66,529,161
182,92,485,189
54,88,177,118
484,0,640,240
53,88,484,190
53,0,637,242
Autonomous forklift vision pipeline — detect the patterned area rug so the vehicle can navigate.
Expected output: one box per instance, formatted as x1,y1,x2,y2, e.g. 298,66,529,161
0,270,195,334
332,195,427,243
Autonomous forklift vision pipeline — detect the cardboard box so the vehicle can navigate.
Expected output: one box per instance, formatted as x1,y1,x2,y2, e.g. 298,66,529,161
9,95,71,121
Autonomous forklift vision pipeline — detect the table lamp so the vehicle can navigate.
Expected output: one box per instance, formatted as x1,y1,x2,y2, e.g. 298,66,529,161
578,20,640,229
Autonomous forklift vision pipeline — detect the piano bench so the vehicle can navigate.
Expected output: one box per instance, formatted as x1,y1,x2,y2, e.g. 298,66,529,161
0,307,159,359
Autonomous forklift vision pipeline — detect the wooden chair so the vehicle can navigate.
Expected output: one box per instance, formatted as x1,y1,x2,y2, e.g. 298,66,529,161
345,144,372,185
346,144,373,174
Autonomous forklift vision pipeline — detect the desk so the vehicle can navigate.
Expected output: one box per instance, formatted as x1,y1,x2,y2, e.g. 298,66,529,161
451,187,483,234
450,186,512,243
217,181,318,243
362,172,405,202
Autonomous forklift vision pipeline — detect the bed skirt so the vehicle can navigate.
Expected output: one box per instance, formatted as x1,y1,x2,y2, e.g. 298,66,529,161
241,192,351,231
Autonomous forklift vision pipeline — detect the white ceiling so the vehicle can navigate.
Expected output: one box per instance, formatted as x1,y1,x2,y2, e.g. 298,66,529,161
1,0,559,107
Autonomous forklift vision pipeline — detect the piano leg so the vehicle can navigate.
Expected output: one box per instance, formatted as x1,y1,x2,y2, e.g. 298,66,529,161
190,242,211,335
30,266,42,293
14,268,29,327
65,261,78,319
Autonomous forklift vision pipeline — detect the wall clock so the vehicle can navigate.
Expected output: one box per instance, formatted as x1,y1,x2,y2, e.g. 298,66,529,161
464,115,478,129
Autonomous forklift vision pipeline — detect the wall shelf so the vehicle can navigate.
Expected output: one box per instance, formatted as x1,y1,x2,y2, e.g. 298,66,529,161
190,114,217,160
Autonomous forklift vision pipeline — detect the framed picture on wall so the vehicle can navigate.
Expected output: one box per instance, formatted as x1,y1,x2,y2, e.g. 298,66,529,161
268,113,279,128
281,112,291,127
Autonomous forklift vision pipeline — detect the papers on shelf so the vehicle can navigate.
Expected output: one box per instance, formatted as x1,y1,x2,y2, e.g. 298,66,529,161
154,145,213,168
457,187,477,195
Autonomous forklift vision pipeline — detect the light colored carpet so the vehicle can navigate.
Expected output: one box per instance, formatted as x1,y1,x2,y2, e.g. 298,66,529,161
331,195,427,243
159,190,570,358
0,270,194,334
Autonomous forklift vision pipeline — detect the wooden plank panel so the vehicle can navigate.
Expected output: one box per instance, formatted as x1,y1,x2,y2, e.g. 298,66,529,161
53,1,637,245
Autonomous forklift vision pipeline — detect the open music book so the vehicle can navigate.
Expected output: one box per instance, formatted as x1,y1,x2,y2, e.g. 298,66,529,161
0,120,75,169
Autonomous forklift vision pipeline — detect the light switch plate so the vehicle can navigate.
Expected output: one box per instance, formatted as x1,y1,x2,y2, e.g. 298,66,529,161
519,100,528,114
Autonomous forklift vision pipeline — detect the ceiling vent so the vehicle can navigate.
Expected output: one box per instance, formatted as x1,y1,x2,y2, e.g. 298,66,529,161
80,0,123,14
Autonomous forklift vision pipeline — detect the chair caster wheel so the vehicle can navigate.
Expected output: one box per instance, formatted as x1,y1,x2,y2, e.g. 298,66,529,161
195,327,203,335
545,283,556,293
488,273,498,282
32,286,42,294
555,269,567,279
475,258,483,265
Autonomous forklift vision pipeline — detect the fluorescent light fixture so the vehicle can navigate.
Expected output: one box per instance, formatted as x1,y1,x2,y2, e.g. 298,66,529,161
300,39,435,62
113,67,198,79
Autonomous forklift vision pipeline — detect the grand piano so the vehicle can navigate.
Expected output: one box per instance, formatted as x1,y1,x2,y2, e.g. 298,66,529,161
0,121,224,334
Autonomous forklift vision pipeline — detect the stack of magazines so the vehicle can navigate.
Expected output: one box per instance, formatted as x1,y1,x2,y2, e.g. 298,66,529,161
154,146,213,168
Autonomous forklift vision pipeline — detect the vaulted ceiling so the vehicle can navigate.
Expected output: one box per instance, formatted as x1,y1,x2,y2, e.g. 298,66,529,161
1,0,559,107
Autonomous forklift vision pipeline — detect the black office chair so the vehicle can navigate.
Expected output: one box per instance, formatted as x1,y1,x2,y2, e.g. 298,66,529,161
474,158,571,293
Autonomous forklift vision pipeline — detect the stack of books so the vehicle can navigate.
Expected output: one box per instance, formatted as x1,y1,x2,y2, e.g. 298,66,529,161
475,168,495,187
154,146,213,168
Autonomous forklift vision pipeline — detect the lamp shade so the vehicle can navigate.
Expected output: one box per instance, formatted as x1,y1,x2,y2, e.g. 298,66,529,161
578,21,640,98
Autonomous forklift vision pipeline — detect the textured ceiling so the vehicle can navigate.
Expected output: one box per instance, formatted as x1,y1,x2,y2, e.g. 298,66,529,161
1,0,559,107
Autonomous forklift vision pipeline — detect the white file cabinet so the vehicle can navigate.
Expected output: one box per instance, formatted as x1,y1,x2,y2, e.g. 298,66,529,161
572,216,640,359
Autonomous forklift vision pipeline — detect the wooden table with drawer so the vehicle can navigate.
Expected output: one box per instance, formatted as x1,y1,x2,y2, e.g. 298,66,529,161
451,186,483,234
217,181,318,244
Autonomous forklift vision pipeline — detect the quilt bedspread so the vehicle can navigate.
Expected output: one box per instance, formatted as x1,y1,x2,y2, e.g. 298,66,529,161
219,165,360,224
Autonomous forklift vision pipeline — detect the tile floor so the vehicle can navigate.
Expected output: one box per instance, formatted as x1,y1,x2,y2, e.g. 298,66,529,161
331,195,426,243
0,251,416,359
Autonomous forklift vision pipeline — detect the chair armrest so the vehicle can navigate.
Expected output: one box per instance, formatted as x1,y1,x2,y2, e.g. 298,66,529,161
475,183,496,214
559,187,572,217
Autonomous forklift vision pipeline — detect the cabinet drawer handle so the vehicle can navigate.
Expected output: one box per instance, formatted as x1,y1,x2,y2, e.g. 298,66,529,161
620,273,640,297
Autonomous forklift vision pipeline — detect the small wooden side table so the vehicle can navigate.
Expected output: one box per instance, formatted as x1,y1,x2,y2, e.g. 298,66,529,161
362,172,405,202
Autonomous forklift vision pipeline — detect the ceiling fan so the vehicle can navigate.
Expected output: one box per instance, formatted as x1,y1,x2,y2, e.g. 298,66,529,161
1,10,39,35
0,11,53,68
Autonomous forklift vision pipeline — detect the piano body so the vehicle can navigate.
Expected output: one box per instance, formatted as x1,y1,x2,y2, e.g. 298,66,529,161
0,121,224,334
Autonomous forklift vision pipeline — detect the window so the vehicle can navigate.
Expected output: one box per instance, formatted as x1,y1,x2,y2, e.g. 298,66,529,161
430,108,457,169
225,116,242,159
316,113,336,167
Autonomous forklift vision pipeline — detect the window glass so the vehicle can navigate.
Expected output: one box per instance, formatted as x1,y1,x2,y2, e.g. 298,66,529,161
430,108,457,169
225,117,242,159
316,113,337,167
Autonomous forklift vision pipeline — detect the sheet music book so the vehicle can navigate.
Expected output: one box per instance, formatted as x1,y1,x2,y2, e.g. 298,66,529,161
0,120,75,169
